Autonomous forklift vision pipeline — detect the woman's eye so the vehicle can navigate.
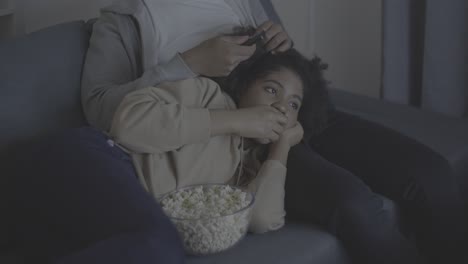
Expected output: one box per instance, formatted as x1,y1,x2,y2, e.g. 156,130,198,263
265,87,277,95
290,102,300,110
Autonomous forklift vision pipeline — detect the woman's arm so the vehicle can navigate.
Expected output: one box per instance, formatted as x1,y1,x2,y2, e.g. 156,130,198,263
247,123,304,233
209,106,288,141
110,73,290,154
81,12,196,132
110,78,223,154
247,159,287,234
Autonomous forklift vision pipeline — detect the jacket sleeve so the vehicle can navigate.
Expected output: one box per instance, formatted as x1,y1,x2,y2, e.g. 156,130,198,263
81,12,196,132
247,160,287,233
109,78,225,154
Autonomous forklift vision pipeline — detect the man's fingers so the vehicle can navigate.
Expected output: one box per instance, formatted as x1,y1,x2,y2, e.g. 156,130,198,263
274,39,292,53
256,21,274,34
231,45,256,57
256,22,291,52
264,24,283,41
221,36,256,57
222,35,250,45
265,32,288,52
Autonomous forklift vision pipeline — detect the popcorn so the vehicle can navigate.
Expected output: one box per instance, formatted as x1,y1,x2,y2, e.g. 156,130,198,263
159,185,254,255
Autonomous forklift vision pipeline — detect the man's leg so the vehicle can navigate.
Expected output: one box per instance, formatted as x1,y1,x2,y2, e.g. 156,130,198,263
309,111,467,264
9,127,184,264
286,142,422,264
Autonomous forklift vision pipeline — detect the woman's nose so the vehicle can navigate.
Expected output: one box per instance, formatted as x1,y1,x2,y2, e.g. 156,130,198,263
272,102,287,114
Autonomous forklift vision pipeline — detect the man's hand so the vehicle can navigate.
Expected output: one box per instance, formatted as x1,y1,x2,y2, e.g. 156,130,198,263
181,35,256,77
256,21,293,53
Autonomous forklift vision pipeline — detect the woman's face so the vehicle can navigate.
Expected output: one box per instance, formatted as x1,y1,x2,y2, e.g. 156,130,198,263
238,68,303,129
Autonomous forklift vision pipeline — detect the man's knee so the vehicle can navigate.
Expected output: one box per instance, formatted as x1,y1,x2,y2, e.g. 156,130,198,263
404,150,462,211
328,194,389,236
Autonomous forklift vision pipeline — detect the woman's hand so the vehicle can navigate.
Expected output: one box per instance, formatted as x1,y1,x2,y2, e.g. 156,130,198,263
181,35,256,77
266,122,303,165
231,106,288,142
256,21,293,53
277,122,304,147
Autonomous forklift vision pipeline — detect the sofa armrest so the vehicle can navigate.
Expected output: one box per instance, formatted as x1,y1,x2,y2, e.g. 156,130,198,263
329,89,468,203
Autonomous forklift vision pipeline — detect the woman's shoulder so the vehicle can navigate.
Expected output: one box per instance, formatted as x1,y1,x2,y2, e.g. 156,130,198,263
152,77,235,108
158,77,218,91
191,77,238,109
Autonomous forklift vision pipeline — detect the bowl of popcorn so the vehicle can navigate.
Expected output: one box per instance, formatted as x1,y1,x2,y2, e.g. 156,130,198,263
159,184,255,255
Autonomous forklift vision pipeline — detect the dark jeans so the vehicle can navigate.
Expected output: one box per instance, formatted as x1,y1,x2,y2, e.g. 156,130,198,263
8,127,184,264
286,111,467,264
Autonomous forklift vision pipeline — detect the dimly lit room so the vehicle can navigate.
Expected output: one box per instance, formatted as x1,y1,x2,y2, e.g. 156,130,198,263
1,1,467,263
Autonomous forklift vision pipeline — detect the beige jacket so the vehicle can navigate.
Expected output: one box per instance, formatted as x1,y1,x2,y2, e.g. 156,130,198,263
110,77,286,233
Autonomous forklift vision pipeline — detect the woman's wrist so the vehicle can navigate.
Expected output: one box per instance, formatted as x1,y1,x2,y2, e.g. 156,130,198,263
267,140,291,166
209,109,237,136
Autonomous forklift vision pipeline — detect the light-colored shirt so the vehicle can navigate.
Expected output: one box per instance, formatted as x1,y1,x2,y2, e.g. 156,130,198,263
144,0,251,64
110,77,287,233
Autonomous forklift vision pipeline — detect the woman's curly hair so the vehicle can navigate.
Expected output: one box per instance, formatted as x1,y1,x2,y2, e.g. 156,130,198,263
212,32,331,138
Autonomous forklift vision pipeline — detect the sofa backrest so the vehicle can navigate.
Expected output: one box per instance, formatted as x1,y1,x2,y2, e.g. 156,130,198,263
0,21,91,156
0,21,92,250
0,0,280,156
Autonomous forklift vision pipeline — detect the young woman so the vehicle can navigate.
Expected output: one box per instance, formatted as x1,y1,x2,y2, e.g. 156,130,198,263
108,48,328,233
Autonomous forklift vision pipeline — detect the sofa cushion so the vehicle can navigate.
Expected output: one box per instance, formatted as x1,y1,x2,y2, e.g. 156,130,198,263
330,89,468,202
0,20,90,251
0,225,350,264
184,195,397,264
0,21,89,155
186,222,350,264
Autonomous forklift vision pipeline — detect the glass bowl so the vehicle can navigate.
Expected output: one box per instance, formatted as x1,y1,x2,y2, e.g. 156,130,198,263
158,184,255,256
